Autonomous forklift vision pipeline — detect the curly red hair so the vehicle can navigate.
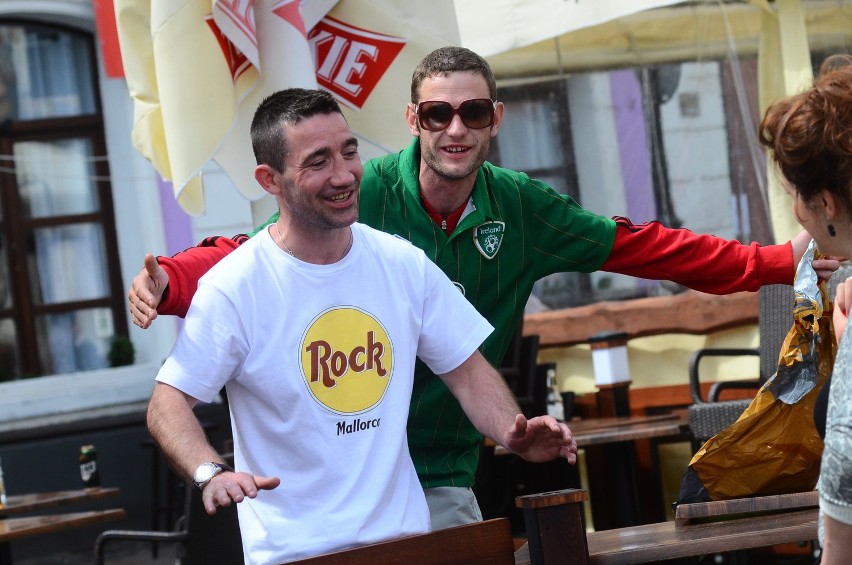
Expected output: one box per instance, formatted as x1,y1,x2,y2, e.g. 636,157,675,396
759,54,852,211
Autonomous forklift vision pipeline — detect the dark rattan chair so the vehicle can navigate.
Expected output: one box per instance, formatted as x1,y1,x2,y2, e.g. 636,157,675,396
687,284,794,448
688,262,852,448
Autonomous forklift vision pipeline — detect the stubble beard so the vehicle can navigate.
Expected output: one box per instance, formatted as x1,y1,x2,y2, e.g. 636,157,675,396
421,139,490,182
283,182,359,232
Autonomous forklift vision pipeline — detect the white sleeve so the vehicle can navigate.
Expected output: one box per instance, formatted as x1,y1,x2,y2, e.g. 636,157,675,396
415,260,493,376
155,283,248,403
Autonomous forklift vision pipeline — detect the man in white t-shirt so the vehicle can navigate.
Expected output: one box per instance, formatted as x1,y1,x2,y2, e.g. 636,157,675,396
147,88,578,564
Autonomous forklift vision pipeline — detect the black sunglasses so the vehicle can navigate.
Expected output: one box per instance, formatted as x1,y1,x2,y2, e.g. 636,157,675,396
414,98,496,132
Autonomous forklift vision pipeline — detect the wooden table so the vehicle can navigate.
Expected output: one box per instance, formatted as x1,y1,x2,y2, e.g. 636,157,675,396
567,413,689,447
513,489,819,565
490,413,689,453
0,487,120,517
0,509,127,543
0,487,125,564
490,412,690,530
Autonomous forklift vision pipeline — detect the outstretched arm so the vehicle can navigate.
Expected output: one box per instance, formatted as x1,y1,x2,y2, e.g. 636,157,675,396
147,383,280,514
128,234,247,328
439,352,577,464
602,218,840,291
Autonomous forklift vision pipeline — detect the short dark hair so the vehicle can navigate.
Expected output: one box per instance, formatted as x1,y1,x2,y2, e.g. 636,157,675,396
250,88,343,172
410,46,497,103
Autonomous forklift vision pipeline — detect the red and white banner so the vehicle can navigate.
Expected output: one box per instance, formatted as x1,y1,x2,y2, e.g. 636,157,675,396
112,0,685,214
114,0,335,214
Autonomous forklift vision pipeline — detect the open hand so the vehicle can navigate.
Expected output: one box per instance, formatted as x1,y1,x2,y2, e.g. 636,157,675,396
201,471,280,515
503,414,578,465
128,253,169,329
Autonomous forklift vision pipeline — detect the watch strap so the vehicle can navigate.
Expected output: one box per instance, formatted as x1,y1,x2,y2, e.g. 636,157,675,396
193,461,235,491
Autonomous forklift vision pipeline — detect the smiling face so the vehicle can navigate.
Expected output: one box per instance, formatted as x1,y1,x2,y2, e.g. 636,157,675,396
406,71,504,188
266,112,362,233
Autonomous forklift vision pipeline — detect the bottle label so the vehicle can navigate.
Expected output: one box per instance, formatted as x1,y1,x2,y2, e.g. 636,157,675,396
80,461,97,482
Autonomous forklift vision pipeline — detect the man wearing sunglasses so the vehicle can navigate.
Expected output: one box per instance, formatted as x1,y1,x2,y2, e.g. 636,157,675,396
129,46,837,531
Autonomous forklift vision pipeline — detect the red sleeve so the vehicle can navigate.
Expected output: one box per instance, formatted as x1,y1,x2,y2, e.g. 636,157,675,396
600,217,794,294
157,234,248,317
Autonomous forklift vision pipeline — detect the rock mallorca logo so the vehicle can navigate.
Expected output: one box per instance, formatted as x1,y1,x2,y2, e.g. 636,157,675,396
473,221,505,260
301,306,393,414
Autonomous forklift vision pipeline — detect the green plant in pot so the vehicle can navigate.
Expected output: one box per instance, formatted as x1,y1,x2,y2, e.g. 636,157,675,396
108,335,135,367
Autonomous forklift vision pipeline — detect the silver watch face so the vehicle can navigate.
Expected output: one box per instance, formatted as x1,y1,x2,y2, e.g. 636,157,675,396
193,462,221,484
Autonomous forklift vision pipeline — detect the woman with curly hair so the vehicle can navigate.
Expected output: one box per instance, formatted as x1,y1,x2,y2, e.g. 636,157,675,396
759,53,852,564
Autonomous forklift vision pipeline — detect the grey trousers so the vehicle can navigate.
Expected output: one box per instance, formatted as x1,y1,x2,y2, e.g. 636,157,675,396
424,486,483,530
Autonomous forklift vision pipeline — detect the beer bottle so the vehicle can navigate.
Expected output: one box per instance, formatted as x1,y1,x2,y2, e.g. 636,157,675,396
79,445,100,488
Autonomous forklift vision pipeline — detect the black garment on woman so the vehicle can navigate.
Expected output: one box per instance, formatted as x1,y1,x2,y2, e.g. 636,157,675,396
814,372,832,439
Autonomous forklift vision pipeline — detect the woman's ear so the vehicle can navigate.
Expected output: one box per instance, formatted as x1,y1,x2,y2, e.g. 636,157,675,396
819,189,840,221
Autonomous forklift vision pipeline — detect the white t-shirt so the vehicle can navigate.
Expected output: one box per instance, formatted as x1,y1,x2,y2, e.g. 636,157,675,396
156,223,493,564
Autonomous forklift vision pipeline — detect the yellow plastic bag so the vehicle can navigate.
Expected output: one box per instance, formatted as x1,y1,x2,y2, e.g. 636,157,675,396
678,241,836,502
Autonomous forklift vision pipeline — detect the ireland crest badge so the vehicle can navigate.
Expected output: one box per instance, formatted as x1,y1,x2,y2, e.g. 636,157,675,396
473,221,505,260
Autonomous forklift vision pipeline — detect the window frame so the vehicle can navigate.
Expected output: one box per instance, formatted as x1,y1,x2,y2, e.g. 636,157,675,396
0,21,127,379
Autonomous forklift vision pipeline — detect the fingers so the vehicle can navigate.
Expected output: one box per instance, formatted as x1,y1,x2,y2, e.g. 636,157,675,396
834,279,852,342
560,443,578,465
508,415,578,464
790,230,811,264
143,253,159,276
512,413,527,434
255,475,282,491
836,279,852,315
128,254,166,330
201,472,280,515
128,288,157,329
813,258,842,281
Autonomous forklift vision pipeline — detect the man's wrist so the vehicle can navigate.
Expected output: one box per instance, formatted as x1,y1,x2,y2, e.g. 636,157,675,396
192,461,234,491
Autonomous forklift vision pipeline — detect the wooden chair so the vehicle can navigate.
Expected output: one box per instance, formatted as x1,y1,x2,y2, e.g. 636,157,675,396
94,455,243,565
290,517,514,565
499,322,547,418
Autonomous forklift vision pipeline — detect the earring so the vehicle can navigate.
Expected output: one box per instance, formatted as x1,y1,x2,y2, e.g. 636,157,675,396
828,224,837,237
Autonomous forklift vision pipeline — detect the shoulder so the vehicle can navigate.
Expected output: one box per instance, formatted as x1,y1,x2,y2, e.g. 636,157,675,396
355,223,421,254
201,233,267,285
479,161,564,201
364,150,403,177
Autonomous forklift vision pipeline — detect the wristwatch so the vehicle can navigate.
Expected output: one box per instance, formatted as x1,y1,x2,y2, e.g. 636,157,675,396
192,461,233,491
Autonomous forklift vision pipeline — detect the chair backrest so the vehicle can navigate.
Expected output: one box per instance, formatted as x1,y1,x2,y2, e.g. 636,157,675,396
759,263,852,381
689,263,852,446
757,284,794,382
290,518,515,565
501,330,545,418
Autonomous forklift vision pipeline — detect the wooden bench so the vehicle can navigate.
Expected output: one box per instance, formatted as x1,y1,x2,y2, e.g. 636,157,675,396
514,488,818,564
0,509,127,543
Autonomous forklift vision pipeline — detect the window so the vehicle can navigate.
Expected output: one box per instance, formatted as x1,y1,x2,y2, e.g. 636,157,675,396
493,57,768,310
0,22,126,380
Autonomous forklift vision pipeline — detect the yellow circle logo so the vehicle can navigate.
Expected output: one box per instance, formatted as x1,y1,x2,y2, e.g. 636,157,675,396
301,306,393,414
